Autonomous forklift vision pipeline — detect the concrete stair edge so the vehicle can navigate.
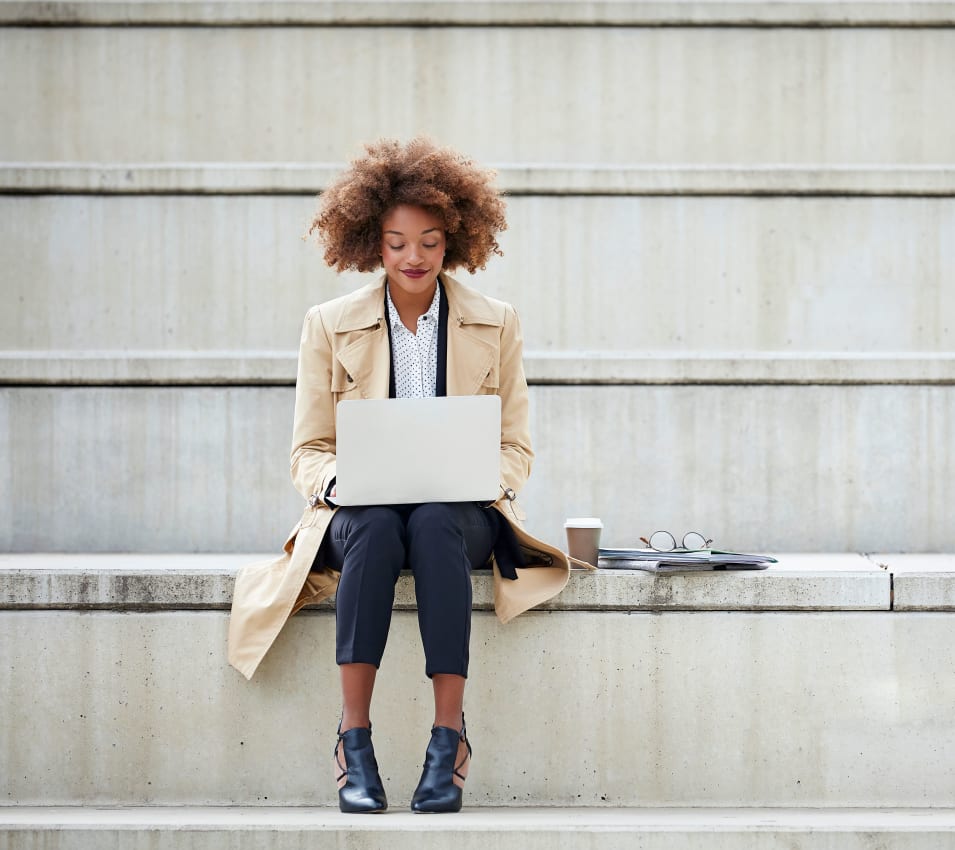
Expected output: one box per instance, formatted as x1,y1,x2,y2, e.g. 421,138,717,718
2,553,954,611
3,806,955,850
0,552,899,611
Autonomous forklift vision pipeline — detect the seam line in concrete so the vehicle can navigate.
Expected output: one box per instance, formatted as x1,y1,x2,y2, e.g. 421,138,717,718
4,164,955,197
4,380,955,389
3,2,955,27
3,352,955,388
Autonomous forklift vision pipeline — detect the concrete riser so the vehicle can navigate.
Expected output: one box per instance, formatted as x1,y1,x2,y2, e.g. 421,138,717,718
2,384,952,552
2,610,954,806
3,28,955,163
3,195,954,353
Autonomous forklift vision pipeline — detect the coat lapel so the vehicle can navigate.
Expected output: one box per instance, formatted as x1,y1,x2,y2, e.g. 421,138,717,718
333,281,390,399
336,329,390,399
443,275,503,396
333,274,505,399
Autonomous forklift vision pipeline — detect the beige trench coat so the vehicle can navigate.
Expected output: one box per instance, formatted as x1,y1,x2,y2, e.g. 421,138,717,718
228,274,575,680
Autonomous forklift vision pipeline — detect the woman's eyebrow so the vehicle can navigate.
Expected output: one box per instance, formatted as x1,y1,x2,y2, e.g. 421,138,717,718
383,228,442,236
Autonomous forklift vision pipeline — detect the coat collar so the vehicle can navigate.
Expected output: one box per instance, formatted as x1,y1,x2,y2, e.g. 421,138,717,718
443,274,504,328
334,274,503,332
334,280,386,332
333,273,504,397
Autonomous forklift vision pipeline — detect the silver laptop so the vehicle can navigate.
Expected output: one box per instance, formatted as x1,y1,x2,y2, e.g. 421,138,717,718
334,395,501,506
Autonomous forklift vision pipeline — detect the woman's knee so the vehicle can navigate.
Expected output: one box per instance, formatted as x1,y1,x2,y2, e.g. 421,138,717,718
406,502,494,573
335,506,406,551
330,506,407,576
339,505,405,536
405,502,471,538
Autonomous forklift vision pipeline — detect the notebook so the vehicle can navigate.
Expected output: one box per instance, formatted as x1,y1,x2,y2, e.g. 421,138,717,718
334,395,501,506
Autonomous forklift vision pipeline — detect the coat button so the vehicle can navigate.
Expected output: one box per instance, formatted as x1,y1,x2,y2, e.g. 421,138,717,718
346,374,353,383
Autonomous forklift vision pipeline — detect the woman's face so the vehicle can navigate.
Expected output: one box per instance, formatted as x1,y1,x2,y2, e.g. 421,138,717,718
380,205,446,300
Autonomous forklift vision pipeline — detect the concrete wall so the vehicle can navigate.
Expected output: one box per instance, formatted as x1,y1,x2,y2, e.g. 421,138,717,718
1,5,952,555
2,194,953,353
2,384,952,552
3,608,954,807
3,26,955,163
1,6,954,847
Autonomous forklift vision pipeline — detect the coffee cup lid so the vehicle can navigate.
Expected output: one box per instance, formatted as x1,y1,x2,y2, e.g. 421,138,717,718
564,517,603,528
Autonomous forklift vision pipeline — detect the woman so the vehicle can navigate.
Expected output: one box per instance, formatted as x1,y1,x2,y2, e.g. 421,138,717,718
228,138,577,814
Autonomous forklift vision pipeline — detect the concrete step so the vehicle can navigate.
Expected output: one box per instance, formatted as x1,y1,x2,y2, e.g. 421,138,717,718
1,384,952,552
0,552,900,612
875,554,955,610
1,555,954,807
3,806,955,850
2,191,954,354
2,26,954,163
6,554,951,612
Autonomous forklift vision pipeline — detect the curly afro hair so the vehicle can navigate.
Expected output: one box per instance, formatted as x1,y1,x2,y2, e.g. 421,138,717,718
308,137,507,274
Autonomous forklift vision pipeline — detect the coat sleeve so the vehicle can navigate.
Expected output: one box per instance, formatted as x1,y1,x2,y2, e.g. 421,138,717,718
497,303,534,499
290,305,338,503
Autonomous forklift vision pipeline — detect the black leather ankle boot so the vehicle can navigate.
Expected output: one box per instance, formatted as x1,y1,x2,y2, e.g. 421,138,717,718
410,718,471,813
335,724,388,813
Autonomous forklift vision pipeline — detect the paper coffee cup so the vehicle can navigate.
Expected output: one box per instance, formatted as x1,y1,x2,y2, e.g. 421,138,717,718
564,517,603,567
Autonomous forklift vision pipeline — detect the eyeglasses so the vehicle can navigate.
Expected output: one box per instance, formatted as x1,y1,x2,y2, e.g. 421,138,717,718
639,530,713,552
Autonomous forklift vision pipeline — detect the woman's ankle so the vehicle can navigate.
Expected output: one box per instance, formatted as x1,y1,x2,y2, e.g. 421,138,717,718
431,673,466,730
340,714,371,733
433,713,464,731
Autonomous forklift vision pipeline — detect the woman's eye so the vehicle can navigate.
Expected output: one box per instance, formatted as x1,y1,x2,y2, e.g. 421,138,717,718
385,242,438,250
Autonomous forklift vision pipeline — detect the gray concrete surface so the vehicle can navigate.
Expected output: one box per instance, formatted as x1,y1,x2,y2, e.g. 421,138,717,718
2,609,954,806
3,195,954,353
5,0,955,25
3,807,955,850
0,553,892,611
871,554,955,611
2,3,953,840
2,384,951,552
3,28,955,163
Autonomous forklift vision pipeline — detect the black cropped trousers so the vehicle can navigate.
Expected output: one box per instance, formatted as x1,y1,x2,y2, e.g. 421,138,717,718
322,502,497,679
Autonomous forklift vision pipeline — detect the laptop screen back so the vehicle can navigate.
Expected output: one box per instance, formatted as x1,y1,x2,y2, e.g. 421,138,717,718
334,395,501,506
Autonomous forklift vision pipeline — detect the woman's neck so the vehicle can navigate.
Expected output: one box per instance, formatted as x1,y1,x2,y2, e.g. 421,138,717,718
388,279,438,333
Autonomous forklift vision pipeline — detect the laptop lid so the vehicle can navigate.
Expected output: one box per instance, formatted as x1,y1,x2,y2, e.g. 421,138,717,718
334,395,501,506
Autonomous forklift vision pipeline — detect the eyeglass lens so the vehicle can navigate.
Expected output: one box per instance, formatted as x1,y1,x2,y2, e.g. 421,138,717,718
646,530,711,551
648,530,677,551
682,532,709,550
